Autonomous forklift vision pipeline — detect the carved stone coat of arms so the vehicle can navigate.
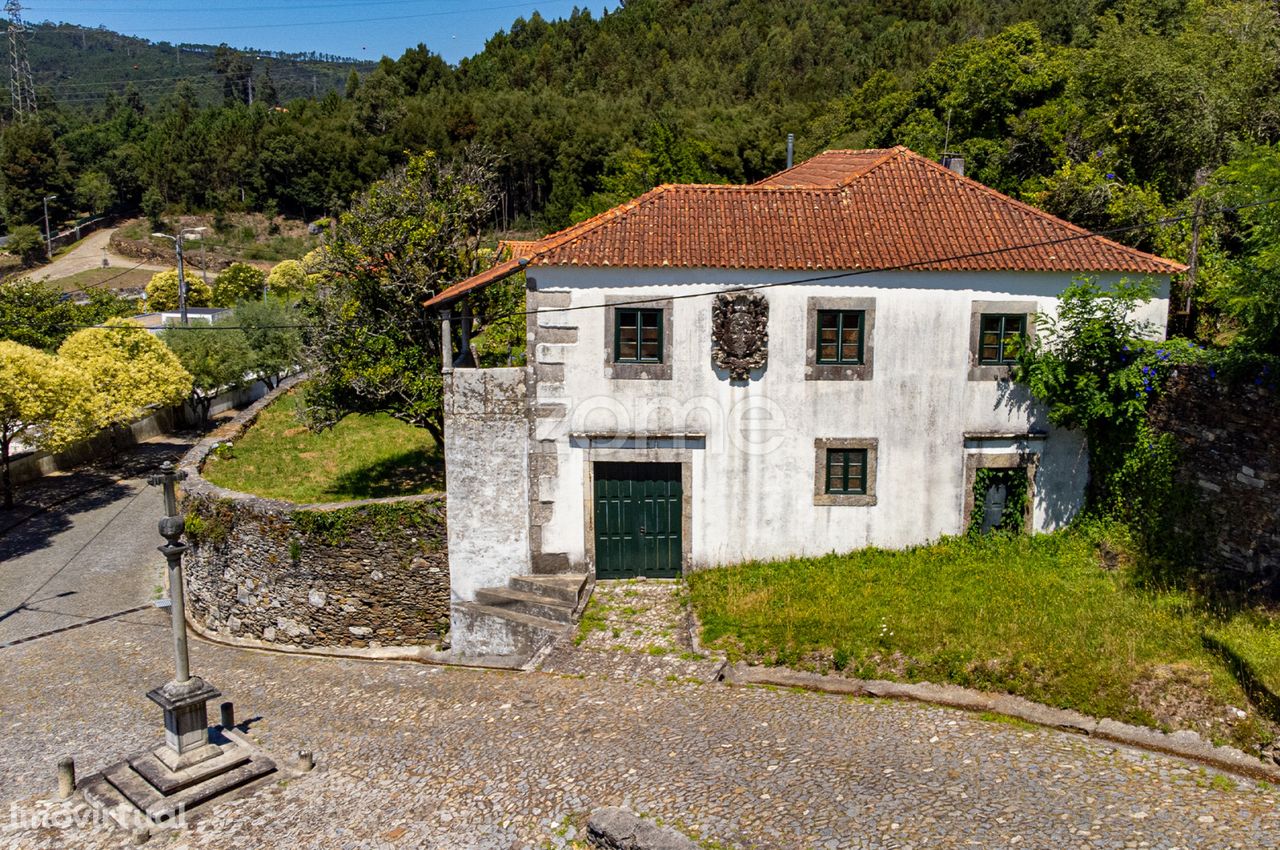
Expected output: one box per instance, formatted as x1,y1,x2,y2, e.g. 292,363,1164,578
711,291,769,380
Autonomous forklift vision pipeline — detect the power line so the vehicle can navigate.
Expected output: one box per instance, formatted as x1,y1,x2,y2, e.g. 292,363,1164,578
8,191,1277,337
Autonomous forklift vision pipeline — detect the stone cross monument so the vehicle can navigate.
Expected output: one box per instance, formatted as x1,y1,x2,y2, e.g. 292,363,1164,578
146,461,222,770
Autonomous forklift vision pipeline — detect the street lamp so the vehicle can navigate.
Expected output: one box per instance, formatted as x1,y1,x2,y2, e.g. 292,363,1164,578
42,194,56,262
152,227,207,326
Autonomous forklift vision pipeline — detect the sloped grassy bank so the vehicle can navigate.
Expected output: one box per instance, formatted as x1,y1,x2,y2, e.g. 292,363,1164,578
687,527,1280,755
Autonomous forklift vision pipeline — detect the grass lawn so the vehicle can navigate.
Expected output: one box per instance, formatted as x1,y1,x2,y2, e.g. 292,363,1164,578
49,267,156,292
688,530,1280,751
200,389,444,503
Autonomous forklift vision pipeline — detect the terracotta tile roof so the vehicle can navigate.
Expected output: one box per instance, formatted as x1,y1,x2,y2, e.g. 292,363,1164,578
754,149,897,187
425,147,1185,308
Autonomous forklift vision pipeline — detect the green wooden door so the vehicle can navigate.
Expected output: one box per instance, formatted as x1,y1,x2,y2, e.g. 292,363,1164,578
593,462,683,579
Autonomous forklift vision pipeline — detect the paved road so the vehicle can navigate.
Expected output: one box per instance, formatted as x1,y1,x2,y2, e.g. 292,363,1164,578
0,438,190,646
29,228,168,283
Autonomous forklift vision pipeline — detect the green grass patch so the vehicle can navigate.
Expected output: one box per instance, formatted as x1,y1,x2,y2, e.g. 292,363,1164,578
687,529,1278,749
200,389,443,503
49,267,156,292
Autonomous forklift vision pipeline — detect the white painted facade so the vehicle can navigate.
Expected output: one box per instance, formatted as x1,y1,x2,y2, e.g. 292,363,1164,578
519,267,1169,571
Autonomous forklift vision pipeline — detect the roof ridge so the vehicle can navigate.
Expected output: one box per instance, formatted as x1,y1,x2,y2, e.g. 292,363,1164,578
836,145,908,187
754,147,895,187
887,150,1184,272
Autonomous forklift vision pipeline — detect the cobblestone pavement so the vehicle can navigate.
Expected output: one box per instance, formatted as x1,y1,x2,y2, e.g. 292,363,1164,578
2,605,1278,849
540,579,725,683
0,437,192,646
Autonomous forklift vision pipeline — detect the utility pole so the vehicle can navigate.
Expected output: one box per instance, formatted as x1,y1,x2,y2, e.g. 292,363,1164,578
153,227,206,326
42,193,55,261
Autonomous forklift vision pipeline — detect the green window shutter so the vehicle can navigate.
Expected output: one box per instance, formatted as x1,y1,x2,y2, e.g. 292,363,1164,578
614,308,664,364
816,310,865,365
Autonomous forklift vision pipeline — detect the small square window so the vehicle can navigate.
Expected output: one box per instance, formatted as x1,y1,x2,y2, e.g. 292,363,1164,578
978,314,1026,365
825,448,867,495
614,308,663,364
816,310,864,365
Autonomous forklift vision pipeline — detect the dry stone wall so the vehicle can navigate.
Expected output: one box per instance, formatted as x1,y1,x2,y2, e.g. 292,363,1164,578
178,378,449,649
1151,364,1280,590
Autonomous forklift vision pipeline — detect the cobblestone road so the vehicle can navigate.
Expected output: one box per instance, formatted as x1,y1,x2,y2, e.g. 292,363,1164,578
2,605,1277,850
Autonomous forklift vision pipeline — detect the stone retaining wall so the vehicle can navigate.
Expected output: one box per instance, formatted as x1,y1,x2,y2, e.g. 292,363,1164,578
178,377,449,649
1151,364,1280,589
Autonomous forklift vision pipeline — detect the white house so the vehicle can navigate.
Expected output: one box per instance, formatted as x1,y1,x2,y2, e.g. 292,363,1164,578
426,147,1184,657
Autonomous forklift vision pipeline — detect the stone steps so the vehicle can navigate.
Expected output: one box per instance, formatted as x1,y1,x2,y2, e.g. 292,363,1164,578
474,586,576,623
511,573,588,604
88,743,277,825
451,572,589,662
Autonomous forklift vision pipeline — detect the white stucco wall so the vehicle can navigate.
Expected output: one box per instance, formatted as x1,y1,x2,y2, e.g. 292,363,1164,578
443,368,531,600
527,268,1169,569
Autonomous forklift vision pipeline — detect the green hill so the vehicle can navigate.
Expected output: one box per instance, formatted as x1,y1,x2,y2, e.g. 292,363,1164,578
14,22,375,108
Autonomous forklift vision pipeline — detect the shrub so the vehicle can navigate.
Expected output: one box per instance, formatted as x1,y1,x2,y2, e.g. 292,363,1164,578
213,262,267,306
145,269,214,311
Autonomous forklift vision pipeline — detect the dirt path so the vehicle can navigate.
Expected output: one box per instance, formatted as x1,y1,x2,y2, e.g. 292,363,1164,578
29,228,169,283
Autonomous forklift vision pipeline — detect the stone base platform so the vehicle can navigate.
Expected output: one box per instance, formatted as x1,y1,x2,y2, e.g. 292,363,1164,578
80,735,278,827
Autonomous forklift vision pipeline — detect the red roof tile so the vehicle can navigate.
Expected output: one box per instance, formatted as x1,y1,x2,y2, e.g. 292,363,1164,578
754,148,898,187
425,147,1185,308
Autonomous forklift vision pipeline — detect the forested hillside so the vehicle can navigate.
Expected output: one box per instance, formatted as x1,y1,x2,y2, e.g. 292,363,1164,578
5,0,1280,344
14,23,371,109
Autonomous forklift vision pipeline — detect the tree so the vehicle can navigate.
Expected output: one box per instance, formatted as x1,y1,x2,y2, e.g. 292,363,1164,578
74,170,114,215
1204,143,1280,353
265,259,307,299
145,269,213,311
233,297,302,389
7,225,46,267
0,341,93,508
160,318,255,424
213,262,267,306
58,318,192,450
1013,277,1187,516
0,278,76,349
302,148,498,444
0,120,70,229
75,288,137,328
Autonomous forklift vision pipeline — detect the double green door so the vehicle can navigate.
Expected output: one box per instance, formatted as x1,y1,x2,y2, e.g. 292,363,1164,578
593,462,683,579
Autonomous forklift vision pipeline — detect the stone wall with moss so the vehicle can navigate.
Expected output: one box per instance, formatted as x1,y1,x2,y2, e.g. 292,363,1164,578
1150,364,1280,592
177,378,449,649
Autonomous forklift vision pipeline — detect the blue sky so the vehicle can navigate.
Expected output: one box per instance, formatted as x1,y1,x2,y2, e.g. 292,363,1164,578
25,1,610,64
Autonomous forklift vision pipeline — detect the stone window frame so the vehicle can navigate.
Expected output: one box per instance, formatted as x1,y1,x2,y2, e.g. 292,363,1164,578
961,450,1038,533
604,295,673,380
969,300,1037,381
805,296,876,381
813,437,878,506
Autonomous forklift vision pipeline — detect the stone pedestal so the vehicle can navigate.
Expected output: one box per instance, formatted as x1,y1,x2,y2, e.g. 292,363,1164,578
146,677,220,762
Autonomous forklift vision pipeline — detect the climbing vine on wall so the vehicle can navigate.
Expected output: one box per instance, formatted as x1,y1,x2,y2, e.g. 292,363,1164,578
968,467,1029,536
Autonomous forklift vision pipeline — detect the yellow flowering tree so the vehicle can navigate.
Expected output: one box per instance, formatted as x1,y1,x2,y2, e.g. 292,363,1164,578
145,269,213,312
0,341,95,508
265,259,307,299
58,318,192,456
